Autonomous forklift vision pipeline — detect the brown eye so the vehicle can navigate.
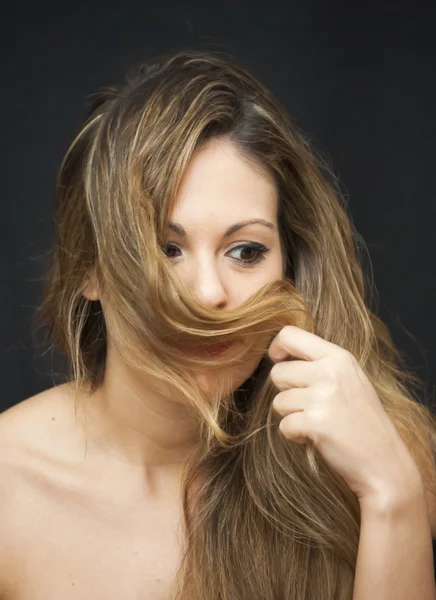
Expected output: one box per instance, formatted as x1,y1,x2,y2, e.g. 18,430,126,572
162,243,181,259
227,243,270,266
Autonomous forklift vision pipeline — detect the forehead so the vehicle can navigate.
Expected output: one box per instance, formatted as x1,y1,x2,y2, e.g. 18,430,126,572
170,138,278,225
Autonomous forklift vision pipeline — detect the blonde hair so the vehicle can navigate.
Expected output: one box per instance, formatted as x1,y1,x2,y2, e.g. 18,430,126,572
34,49,436,599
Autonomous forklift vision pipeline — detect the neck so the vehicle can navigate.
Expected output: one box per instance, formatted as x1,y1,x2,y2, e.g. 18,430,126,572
74,345,201,495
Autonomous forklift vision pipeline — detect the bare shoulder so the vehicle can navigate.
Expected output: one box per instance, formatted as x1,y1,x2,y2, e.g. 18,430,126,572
0,383,76,437
0,384,79,598
0,383,82,462
0,380,76,494
0,383,84,490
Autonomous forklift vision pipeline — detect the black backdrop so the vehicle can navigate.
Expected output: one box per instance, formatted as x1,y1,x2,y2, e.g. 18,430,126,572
1,1,435,414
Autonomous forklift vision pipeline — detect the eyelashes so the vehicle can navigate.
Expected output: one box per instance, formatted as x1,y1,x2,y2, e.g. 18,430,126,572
227,243,270,266
162,242,270,267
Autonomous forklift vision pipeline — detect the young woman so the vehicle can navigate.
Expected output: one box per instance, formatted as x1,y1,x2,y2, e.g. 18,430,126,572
0,49,435,600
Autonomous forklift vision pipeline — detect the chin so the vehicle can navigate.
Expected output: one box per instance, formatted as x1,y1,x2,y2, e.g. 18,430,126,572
194,354,264,402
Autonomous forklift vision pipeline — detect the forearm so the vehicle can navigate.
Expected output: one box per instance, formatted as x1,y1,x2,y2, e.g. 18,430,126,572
353,482,435,600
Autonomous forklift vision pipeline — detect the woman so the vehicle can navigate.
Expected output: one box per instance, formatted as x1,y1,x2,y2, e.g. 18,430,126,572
0,49,435,599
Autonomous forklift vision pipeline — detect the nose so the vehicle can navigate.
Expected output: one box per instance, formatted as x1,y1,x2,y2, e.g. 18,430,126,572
190,260,228,310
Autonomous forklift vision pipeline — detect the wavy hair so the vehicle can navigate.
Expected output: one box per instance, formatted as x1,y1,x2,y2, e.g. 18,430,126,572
34,49,436,599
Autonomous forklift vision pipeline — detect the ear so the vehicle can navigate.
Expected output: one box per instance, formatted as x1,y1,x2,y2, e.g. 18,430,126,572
82,269,100,301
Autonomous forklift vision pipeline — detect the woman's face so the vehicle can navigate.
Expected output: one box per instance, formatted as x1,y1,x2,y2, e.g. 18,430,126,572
83,137,286,402
164,137,285,397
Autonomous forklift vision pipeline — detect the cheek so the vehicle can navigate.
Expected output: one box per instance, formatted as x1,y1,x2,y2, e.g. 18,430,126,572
242,256,285,296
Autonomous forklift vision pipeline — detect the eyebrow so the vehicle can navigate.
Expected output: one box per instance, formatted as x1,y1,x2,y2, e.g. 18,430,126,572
167,218,276,237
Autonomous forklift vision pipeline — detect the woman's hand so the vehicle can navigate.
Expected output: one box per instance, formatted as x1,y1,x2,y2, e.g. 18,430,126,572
268,326,423,506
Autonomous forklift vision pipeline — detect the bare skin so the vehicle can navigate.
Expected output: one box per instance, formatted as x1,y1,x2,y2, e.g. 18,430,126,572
0,384,183,599
0,138,285,598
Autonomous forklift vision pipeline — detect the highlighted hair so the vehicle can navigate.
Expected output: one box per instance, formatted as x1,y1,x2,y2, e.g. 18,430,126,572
34,49,436,599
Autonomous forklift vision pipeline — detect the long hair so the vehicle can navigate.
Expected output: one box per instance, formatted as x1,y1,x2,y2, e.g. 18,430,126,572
34,49,436,599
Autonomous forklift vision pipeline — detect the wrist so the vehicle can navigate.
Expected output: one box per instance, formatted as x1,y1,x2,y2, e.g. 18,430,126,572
358,472,426,518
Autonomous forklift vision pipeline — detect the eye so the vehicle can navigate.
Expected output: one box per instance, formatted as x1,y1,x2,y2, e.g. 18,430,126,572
227,243,270,266
162,243,181,259
161,242,270,267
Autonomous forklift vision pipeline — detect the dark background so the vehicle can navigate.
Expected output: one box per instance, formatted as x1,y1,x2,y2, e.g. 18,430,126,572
1,3,435,412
